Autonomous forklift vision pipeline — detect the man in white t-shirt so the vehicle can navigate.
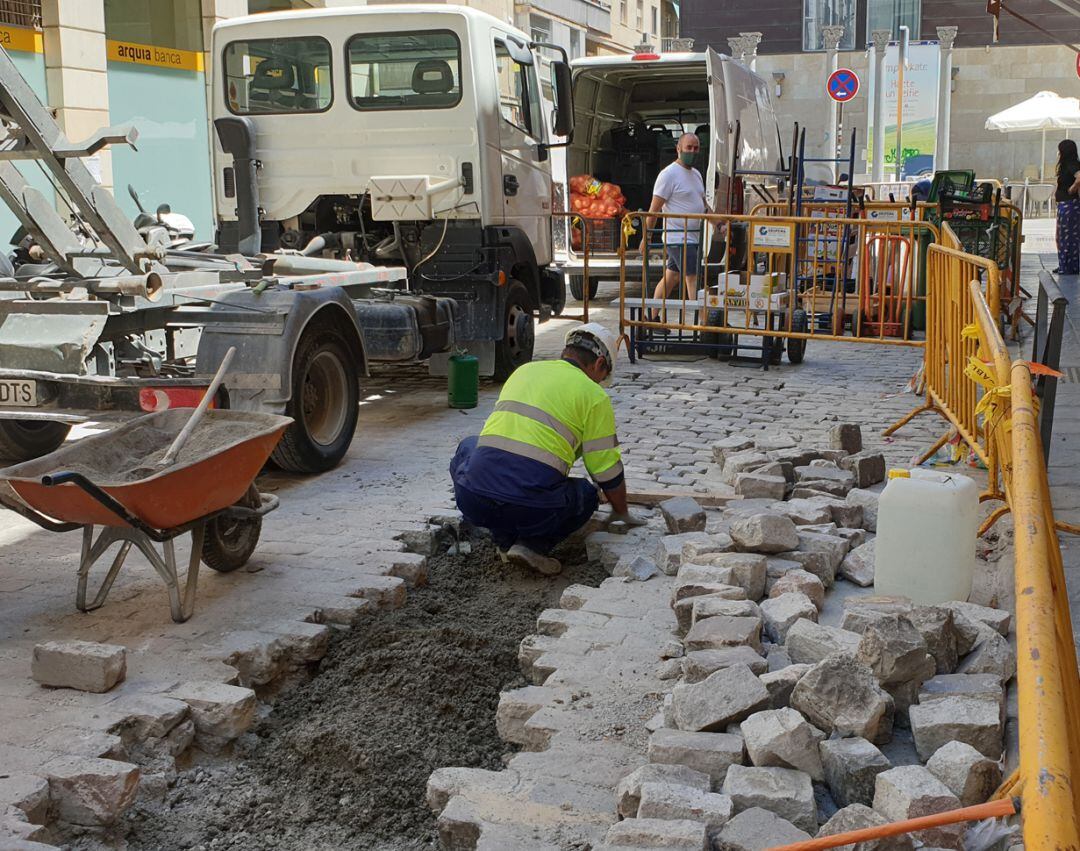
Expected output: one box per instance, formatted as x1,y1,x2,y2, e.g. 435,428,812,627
641,133,709,311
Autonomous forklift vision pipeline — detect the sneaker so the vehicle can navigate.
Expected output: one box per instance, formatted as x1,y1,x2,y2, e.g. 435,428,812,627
506,544,562,576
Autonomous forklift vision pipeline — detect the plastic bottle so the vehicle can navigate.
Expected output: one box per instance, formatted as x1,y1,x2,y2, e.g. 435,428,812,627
873,468,978,605
447,352,478,409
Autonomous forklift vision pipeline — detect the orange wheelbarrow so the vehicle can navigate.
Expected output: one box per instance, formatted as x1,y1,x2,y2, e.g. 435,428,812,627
0,409,291,622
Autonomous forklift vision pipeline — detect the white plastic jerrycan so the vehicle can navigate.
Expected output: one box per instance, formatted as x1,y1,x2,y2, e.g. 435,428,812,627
873,468,979,605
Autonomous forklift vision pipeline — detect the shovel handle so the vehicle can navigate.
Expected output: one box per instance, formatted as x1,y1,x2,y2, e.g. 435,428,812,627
159,346,236,467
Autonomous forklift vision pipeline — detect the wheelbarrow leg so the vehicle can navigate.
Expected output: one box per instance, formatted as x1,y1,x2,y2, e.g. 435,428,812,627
76,525,133,613
128,522,204,623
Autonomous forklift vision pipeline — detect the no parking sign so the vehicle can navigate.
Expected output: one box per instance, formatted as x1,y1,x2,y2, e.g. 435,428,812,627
827,68,860,103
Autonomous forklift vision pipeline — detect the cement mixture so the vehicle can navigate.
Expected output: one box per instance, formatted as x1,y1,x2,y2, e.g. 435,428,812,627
94,535,607,850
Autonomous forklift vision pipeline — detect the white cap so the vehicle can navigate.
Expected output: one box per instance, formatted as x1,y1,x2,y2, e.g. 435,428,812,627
565,322,619,386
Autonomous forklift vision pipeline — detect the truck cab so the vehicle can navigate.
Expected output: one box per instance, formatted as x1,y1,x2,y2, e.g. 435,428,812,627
210,5,574,378
556,48,781,298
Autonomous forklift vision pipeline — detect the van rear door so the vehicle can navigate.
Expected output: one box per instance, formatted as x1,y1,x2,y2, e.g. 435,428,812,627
722,58,769,177
704,48,729,210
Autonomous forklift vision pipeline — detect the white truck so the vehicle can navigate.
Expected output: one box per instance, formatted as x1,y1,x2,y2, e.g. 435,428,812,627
210,5,575,379
555,48,782,300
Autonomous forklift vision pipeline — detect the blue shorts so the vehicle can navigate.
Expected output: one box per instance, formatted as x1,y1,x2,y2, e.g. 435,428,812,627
665,242,701,276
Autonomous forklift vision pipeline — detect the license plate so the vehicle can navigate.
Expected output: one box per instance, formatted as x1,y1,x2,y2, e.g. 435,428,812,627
0,379,37,407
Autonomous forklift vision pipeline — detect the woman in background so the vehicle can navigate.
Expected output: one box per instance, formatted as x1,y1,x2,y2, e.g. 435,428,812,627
1055,139,1080,275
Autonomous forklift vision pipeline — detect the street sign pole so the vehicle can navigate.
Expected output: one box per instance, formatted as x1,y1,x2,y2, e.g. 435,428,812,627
896,25,909,180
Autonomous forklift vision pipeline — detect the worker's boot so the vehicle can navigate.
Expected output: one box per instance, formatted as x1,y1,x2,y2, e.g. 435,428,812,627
506,544,562,576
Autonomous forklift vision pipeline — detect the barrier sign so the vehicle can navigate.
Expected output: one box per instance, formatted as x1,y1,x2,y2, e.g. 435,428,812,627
750,221,794,252
827,68,860,103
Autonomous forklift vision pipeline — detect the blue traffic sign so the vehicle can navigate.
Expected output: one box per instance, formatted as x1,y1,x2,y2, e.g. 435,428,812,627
827,68,860,103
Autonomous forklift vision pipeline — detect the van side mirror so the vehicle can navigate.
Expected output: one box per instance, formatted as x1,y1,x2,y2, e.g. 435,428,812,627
551,61,574,139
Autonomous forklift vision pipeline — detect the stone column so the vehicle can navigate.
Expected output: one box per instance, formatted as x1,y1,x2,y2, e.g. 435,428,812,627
727,36,747,62
821,24,844,181
935,26,958,171
41,0,111,188
671,37,694,51
740,31,762,71
870,29,891,183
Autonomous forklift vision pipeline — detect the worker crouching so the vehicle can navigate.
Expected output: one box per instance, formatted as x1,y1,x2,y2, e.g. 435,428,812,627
450,323,643,575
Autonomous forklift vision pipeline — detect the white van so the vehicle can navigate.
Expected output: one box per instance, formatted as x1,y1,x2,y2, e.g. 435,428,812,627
556,48,781,299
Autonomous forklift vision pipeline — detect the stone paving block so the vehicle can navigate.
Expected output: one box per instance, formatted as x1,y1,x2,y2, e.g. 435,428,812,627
830,424,863,454
956,632,1017,683
382,551,429,587
41,755,139,826
657,533,713,575
839,452,886,488
661,497,708,534
791,655,895,744
820,737,892,808
167,681,256,751
771,499,834,526
712,437,755,466
942,601,1011,637
616,763,711,818
614,554,661,581
754,434,796,453
536,608,609,637
769,570,825,610
840,597,913,632
692,553,767,601
721,765,817,833
675,592,746,633
917,674,1005,716
350,575,407,609
760,593,818,643
604,817,709,849
872,766,963,849
684,615,762,653
637,782,734,831
436,794,485,849
0,775,48,825
759,664,811,709
766,645,792,672
306,594,373,626
716,806,811,851
925,741,1002,807
647,728,746,788
730,514,800,555
266,620,332,664
796,531,850,573
722,452,771,486
425,766,517,813
846,488,880,532
909,695,1003,761
560,584,596,610
856,614,935,688
795,466,856,494
785,619,862,665
675,565,738,589
775,550,835,587
106,694,189,745
839,540,875,587
682,534,736,562
765,556,804,582
741,708,825,780
735,473,787,501
31,640,126,693
672,581,746,609
905,607,960,675
691,597,762,628
816,804,913,851
672,664,770,733
682,648,768,682
496,686,566,745
217,630,287,687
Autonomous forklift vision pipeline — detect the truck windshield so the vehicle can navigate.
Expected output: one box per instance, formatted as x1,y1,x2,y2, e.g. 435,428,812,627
223,36,332,115
347,30,462,110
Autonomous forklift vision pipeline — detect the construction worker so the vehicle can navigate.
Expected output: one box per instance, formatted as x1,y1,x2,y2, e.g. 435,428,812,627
449,323,643,575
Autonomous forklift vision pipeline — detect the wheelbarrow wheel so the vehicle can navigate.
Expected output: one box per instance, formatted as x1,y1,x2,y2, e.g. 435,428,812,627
202,514,262,573
0,419,71,462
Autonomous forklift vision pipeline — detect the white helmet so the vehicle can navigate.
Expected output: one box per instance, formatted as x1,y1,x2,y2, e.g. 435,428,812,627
565,322,620,386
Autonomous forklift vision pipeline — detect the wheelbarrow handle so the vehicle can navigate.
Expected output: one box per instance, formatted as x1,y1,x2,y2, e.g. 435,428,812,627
41,471,167,541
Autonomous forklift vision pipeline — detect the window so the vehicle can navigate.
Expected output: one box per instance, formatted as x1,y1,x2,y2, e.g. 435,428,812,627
569,28,582,60
223,36,332,115
636,0,644,32
530,13,551,45
866,0,920,42
802,0,856,51
0,0,40,29
106,0,202,52
651,6,658,34
620,0,627,24
495,40,542,140
348,30,462,111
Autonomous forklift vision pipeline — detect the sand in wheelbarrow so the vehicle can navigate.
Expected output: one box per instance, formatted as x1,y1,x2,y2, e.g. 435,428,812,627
43,420,259,484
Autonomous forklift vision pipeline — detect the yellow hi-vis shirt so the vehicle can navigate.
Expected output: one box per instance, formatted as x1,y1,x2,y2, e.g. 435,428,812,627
477,359,623,489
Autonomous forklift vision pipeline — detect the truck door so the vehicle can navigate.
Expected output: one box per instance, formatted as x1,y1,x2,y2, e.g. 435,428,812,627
704,48,730,211
494,37,552,265
722,58,769,178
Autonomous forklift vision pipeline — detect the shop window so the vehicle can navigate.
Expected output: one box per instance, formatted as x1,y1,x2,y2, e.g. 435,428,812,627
105,0,202,52
224,36,332,115
866,0,920,41
802,0,856,51
348,30,461,111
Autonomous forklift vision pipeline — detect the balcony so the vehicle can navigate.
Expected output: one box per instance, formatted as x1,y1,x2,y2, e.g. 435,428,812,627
529,0,612,35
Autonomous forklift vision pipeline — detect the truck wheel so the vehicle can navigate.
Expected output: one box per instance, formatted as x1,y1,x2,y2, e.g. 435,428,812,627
568,275,599,302
0,420,71,462
494,281,534,381
272,325,359,473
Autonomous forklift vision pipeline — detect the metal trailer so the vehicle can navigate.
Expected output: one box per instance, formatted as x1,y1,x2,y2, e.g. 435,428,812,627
0,47,455,474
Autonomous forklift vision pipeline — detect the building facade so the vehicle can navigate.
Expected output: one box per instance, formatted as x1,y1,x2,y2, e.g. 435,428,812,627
681,0,1077,181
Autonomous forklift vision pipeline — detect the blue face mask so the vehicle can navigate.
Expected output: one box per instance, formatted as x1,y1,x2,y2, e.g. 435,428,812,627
679,151,696,166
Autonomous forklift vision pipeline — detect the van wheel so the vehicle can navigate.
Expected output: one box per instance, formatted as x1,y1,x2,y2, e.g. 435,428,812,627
494,282,534,381
568,275,599,302
272,324,359,473
0,420,71,462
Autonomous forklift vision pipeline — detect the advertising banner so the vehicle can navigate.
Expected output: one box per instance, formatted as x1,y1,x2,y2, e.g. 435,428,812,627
867,41,940,177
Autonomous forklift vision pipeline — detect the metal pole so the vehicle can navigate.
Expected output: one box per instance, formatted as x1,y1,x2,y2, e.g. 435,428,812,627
822,25,845,182
896,25,909,180
871,29,890,183
935,26,958,171
1042,127,1048,180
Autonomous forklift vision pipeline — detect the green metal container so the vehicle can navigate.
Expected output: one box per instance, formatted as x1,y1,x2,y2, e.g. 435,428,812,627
448,352,479,409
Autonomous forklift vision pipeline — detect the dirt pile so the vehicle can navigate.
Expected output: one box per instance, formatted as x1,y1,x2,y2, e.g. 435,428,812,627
110,536,607,851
